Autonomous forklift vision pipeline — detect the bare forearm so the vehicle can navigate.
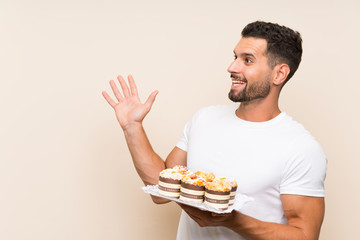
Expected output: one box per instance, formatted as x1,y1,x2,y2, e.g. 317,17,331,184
227,211,311,240
123,123,171,204
123,123,165,186
103,76,168,203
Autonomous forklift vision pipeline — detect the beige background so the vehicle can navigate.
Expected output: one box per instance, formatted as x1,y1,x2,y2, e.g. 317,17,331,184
1,0,359,239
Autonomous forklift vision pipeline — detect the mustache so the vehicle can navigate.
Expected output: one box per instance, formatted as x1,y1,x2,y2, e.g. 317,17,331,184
231,74,247,82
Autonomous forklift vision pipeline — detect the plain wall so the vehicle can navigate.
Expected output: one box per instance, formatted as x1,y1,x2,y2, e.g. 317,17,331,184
1,0,359,239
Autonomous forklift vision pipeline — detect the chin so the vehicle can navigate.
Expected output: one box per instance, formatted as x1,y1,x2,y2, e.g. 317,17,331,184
228,91,244,103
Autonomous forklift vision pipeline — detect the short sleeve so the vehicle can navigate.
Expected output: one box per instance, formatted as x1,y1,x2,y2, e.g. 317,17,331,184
175,107,207,152
176,120,191,152
280,135,327,197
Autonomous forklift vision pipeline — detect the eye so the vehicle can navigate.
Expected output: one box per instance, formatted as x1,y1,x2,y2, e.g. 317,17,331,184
245,58,253,63
233,54,237,60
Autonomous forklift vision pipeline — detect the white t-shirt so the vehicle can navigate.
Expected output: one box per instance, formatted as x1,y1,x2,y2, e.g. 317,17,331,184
175,105,327,240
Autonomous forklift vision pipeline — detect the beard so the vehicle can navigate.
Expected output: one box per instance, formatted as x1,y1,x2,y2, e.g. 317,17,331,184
228,75,271,103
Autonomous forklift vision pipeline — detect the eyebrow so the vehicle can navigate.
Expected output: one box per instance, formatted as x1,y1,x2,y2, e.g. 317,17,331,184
233,51,256,59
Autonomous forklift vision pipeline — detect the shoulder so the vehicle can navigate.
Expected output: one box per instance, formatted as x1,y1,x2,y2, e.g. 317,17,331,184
281,114,327,168
279,115,327,196
278,114,320,145
274,113,326,164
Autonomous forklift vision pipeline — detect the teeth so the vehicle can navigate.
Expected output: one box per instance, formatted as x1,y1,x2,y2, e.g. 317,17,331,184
232,80,245,84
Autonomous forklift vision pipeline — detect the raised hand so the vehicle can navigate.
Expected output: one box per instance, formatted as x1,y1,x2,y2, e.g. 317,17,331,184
102,75,158,130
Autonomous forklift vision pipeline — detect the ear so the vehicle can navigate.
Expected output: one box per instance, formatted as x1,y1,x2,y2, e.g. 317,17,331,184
273,64,290,86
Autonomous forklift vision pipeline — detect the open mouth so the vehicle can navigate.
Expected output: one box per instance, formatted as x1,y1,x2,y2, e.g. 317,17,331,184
232,80,246,85
231,74,247,87
231,77,247,88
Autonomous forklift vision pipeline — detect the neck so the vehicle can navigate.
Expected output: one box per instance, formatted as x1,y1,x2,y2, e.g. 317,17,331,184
235,93,281,122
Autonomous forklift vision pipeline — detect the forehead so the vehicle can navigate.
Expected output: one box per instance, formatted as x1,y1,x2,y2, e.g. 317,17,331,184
234,37,268,57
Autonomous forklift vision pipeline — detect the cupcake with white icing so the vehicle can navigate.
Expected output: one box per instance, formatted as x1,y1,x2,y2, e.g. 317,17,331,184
194,171,215,182
204,178,232,210
158,166,189,198
225,178,238,206
179,173,206,203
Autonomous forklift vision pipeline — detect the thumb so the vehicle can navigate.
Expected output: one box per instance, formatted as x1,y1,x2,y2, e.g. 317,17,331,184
144,90,159,111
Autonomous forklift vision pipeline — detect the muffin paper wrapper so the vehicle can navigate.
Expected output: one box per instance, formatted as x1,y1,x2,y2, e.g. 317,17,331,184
142,185,254,214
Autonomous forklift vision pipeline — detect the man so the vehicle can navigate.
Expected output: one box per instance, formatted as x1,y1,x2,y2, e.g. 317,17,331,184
102,21,327,240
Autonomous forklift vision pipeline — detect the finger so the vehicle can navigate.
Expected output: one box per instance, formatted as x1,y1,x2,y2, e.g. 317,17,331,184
128,75,139,99
211,212,221,217
179,203,207,216
181,207,208,227
144,90,159,110
186,211,202,223
210,212,233,223
117,75,131,98
109,80,123,102
102,91,117,108
211,212,229,217
181,207,202,221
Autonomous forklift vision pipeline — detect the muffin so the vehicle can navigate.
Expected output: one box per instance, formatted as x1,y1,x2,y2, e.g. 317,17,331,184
194,171,215,182
204,178,232,210
158,166,189,198
172,165,189,175
179,173,206,203
225,178,238,206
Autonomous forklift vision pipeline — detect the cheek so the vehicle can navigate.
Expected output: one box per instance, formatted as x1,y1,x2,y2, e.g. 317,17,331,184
247,66,271,81
245,68,261,80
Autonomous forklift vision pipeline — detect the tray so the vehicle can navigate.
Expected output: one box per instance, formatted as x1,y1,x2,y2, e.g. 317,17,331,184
142,185,253,214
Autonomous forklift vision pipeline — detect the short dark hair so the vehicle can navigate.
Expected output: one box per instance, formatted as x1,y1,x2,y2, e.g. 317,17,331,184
242,21,302,83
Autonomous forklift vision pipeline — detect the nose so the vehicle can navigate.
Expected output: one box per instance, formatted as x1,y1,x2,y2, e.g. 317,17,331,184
227,59,241,74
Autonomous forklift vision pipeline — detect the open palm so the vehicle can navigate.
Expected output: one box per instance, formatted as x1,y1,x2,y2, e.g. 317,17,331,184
102,75,158,130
